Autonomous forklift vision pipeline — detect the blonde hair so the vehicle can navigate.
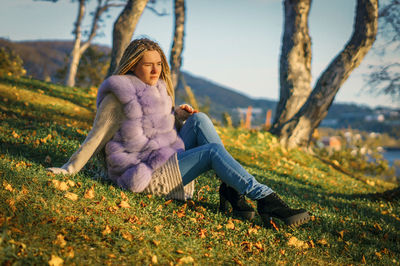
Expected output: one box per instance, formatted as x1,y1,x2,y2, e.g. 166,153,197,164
114,38,175,104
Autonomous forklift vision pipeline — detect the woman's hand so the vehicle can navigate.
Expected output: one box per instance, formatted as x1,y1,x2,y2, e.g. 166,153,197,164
180,104,198,114
46,167,69,175
175,104,198,121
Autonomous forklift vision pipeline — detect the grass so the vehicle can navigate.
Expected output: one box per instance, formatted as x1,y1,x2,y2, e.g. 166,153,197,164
0,75,399,265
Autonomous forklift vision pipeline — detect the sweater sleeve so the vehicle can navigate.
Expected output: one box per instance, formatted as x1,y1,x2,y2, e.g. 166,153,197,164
47,94,124,175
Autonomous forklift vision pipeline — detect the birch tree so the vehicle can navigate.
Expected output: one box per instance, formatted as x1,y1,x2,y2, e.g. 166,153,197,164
169,0,185,90
65,0,124,87
271,0,379,149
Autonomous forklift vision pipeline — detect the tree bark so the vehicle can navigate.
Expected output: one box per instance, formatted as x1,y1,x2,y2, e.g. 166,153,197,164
65,0,121,87
65,0,85,87
275,0,378,149
271,0,312,132
170,0,186,90
107,0,149,76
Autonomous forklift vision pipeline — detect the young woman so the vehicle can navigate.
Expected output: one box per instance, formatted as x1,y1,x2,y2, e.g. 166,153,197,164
48,38,310,227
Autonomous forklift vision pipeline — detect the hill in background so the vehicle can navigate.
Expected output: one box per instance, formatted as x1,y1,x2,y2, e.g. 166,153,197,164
1,38,399,131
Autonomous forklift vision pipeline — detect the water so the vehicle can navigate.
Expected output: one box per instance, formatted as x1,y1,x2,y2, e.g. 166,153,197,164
383,149,400,166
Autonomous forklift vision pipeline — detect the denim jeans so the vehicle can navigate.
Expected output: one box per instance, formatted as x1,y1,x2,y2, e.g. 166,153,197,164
177,112,273,200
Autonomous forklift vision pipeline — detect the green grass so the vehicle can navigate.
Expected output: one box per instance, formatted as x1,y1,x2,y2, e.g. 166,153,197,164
1,75,399,265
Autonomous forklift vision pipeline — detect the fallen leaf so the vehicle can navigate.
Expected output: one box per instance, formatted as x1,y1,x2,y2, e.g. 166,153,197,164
176,250,185,254
226,220,235,230
362,255,366,264
374,223,382,231
317,238,328,246
270,219,279,231
287,236,308,249
64,192,78,201
338,230,345,239
84,187,95,199
66,247,74,258
48,255,64,266
52,180,69,191
198,229,207,238
164,199,173,205
120,191,128,200
152,255,158,264
152,239,160,246
254,242,264,251
3,181,13,192
154,225,163,233
66,180,75,187
177,256,194,264
119,200,130,208
226,240,234,246
247,227,258,235
122,231,133,241
108,254,116,258
102,225,112,236
54,234,66,248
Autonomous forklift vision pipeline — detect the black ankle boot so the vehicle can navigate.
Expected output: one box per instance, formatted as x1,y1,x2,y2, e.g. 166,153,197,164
257,193,310,227
219,182,255,220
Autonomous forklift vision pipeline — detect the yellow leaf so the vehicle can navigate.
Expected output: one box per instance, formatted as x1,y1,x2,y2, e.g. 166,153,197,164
64,192,78,201
154,225,163,233
288,236,308,249
152,255,158,264
177,256,194,265
102,225,112,235
225,220,235,230
176,250,185,254
66,180,75,187
84,187,95,199
152,239,160,246
54,234,66,248
122,231,133,242
66,247,74,258
3,181,13,192
48,255,64,266
317,238,328,246
247,227,258,235
119,200,130,208
52,180,69,191
120,191,128,200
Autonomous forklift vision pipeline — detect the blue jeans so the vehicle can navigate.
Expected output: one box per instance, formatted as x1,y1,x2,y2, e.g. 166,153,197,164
177,112,273,200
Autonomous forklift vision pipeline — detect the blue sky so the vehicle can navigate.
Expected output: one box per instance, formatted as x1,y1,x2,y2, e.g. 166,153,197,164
1,0,398,108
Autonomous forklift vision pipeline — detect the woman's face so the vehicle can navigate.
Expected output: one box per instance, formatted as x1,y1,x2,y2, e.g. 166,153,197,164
132,50,162,86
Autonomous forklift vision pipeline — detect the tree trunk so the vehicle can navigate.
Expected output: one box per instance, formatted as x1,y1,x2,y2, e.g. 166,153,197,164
65,0,85,87
107,0,149,76
271,0,312,132
275,0,378,149
170,0,186,90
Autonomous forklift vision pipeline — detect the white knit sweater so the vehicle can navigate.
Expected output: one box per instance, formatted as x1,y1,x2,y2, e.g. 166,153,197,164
48,93,194,200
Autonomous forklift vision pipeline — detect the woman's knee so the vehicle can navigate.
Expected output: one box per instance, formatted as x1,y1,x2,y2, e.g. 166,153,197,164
191,112,212,125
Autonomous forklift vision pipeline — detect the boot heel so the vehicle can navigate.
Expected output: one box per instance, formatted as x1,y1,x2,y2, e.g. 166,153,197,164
259,213,272,225
219,194,230,212
234,210,255,220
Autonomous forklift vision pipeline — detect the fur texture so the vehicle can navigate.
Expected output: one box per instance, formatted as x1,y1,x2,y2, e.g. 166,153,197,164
97,75,184,192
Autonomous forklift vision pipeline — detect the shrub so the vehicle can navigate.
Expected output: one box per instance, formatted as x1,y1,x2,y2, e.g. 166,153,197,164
0,47,26,77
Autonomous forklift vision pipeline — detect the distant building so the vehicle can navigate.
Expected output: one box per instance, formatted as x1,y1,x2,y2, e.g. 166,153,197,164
322,136,342,151
365,114,385,122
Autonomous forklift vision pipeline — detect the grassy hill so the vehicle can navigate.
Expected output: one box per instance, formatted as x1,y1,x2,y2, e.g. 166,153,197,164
0,75,399,265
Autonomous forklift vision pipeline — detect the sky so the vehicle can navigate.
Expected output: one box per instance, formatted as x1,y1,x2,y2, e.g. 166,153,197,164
1,0,399,108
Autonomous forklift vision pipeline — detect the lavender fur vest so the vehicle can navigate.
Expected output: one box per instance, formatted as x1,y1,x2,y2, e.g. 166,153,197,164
96,75,185,192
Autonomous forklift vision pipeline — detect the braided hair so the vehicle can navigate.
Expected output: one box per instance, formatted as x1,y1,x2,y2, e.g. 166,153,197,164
114,38,175,104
